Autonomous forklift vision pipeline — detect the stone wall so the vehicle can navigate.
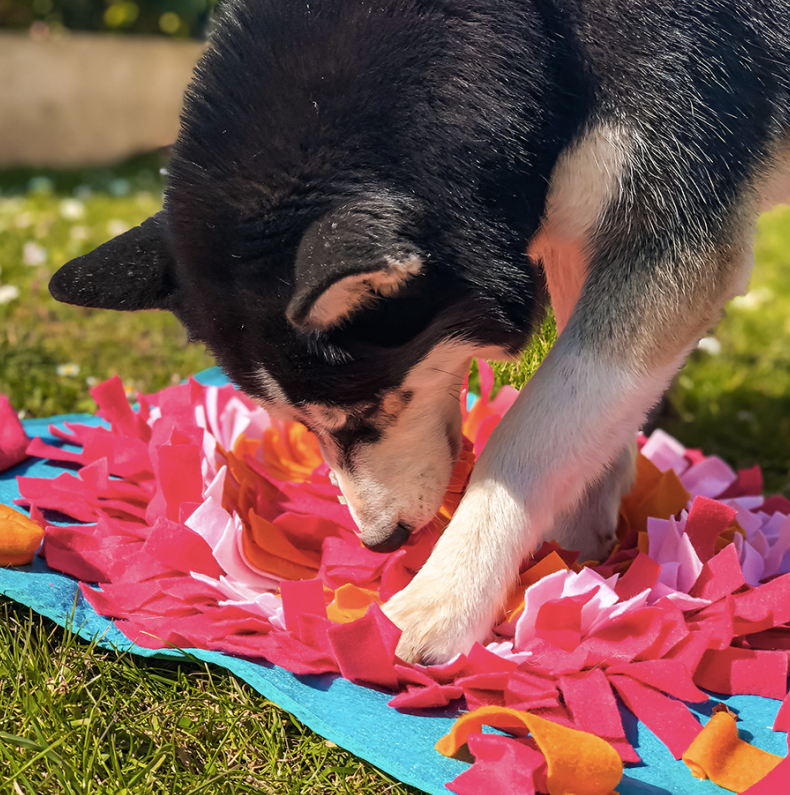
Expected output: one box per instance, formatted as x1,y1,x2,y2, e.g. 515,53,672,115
0,32,204,167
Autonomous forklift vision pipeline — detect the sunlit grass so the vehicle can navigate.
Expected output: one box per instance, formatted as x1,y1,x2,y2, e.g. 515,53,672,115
0,159,214,418
0,161,416,793
0,601,417,794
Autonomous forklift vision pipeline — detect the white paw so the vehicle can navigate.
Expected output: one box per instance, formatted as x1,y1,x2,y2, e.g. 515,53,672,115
383,575,487,664
383,480,527,665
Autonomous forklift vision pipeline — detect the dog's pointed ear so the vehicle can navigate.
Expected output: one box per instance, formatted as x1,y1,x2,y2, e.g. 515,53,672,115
49,212,178,311
286,200,423,332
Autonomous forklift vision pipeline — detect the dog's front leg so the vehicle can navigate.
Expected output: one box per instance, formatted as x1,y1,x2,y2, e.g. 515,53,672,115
384,203,756,664
384,328,684,663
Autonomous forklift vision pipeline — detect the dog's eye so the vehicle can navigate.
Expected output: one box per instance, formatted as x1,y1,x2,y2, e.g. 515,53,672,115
330,421,382,450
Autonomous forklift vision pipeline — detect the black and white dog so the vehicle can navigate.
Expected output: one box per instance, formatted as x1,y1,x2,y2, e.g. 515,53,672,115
50,0,790,664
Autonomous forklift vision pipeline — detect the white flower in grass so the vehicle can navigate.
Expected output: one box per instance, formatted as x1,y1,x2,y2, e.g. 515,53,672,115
107,219,130,237
697,336,721,355
731,287,773,310
0,197,23,214
0,284,20,304
59,198,85,220
69,225,90,242
14,212,33,229
23,241,47,266
57,363,80,377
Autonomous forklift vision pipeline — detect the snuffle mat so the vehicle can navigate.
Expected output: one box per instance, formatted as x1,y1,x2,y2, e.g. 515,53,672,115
2,363,790,794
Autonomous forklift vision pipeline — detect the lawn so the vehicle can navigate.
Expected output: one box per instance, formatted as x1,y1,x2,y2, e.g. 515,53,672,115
1,158,789,793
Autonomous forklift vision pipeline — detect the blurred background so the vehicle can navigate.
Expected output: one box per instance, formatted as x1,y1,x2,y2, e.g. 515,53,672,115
0,2,789,497
1,0,215,166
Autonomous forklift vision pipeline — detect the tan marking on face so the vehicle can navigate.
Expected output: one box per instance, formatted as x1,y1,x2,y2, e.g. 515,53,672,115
317,341,474,548
302,255,423,330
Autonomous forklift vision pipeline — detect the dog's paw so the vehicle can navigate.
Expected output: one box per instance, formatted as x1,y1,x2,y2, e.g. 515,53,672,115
551,439,637,562
382,479,542,664
383,575,488,664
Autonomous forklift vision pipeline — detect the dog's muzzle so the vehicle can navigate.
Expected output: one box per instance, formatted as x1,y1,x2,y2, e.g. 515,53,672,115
363,522,411,554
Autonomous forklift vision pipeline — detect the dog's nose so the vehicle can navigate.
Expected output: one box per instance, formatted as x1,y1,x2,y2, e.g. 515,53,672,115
364,522,411,554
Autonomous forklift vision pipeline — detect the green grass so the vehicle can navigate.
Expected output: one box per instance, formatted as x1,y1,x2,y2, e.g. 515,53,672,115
1,160,789,792
0,602,417,795
657,209,790,495
0,163,416,794
0,157,215,418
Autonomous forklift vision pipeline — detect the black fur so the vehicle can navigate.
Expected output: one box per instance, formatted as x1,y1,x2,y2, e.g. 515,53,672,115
49,213,177,311
51,0,790,405
53,0,584,407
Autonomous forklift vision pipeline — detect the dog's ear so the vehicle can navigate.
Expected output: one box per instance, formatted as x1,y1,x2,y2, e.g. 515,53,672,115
286,200,423,332
49,212,178,311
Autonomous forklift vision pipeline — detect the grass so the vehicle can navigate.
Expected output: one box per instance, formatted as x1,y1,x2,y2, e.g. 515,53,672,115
1,157,789,792
658,212,790,495
0,155,215,418
0,602,417,795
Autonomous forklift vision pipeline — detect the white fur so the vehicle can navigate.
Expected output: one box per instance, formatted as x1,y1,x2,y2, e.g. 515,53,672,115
256,340,479,548
384,333,688,663
385,124,772,663
319,341,473,546
551,439,638,560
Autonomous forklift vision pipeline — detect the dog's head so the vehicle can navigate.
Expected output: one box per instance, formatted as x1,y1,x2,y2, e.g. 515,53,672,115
49,0,550,550
49,195,523,551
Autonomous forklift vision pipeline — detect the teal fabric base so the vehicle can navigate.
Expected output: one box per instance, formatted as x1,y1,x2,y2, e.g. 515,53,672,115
1,367,786,794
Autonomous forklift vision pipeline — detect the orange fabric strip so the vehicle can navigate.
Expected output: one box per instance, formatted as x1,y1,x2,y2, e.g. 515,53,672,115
682,712,783,793
261,423,322,482
326,584,381,624
0,504,43,566
619,454,691,533
501,551,570,624
241,511,321,580
436,705,622,795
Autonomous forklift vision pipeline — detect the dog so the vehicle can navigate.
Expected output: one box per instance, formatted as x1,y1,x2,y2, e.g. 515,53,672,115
49,0,790,664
